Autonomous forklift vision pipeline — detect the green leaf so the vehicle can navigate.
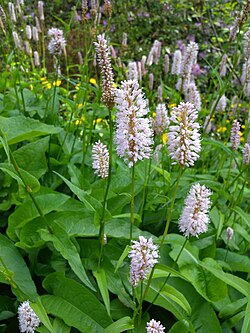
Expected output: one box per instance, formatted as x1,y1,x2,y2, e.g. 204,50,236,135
216,249,250,272
54,171,110,221
31,298,55,333
201,258,250,297
52,318,70,333
242,298,250,333
39,222,95,291
219,297,248,319
233,206,250,228
0,163,40,193
13,137,49,178
93,269,111,316
142,279,188,320
0,115,61,145
43,273,112,331
114,245,130,273
0,296,15,321
168,320,190,333
103,317,134,333
112,213,141,223
0,234,37,300
151,165,171,182
170,242,228,302
7,192,69,241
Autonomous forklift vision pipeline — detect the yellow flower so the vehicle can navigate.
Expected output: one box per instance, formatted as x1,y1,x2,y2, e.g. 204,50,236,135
89,78,97,85
217,126,227,133
112,83,117,88
76,83,80,90
53,80,62,87
75,119,82,125
152,112,156,118
77,103,83,108
30,85,33,90
42,80,49,85
45,83,52,89
94,118,102,124
41,77,47,82
239,131,243,136
238,103,242,107
242,124,245,129
162,133,167,144
226,120,230,123
169,103,176,108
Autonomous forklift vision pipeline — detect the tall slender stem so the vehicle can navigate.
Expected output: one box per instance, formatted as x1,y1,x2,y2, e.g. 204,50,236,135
130,165,135,242
160,167,183,248
97,107,113,270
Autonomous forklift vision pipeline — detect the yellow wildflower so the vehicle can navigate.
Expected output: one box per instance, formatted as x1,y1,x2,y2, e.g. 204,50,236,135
53,80,62,87
217,126,227,133
152,112,156,118
162,133,167,144
76,83,80,90
89,78,97,85
112,83,117,88
169,103,176,108
77,103,83,108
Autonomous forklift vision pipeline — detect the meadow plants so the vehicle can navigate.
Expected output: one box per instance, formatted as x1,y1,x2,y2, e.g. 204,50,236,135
0,1,249,333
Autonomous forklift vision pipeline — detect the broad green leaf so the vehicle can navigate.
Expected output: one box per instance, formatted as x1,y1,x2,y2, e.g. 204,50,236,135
0,115,61,145
103,317,134,333
0,163,40,193
52,318,70,333
201,258,250,297
43,273,112,331
0,135,10,163
233,206,250,228
242,298,250,333
93,269,111,316
112,213,141,222
151,165,171,182
0,234,37,300
168,320,190,333
219,297,248,319
13,137,49,178
7,192,69,241
31,298,55,333
114,245,130,273
216,249,250,272
234,224,250,243
170,242,228,302
142,279,188,320
39,222,95,291
0,296,15,321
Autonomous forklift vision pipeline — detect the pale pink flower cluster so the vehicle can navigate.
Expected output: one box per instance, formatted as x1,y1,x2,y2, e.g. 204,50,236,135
92,140,109,178
94,34,115,108
185,82,201,111
48,27,66,56
114,80,153,167
171,50,182,75
230,120,240,151
243,142,250,165
146,319,165,333
179,183,212,237
215,95,227,113
129,236,159,287
226,227,234,241
168,102,201,167
18,301,40,333
153,103,169,135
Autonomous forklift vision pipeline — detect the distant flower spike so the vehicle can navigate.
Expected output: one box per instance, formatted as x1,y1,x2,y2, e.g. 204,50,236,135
230,120,240,151
47,27,66,56
168,102,201,167
92,140,109,178
226,227,234,241
153,103,169,135
94,34,115,109
243,142,250,165
146,319,165,333
18,301,40,333
179,183,212,237
129,236,159,287
114,80,153,167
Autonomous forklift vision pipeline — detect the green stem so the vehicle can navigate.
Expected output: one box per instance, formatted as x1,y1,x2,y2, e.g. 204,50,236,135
97,107,113,270
8,149,44,219
130,165,135,242
160,167,183,248
144,238,188,314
